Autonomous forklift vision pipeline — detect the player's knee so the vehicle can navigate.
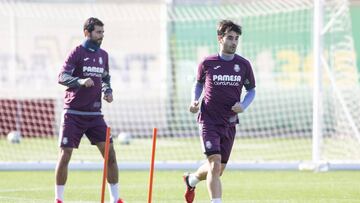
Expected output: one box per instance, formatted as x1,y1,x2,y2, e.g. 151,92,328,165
209,163,221,177
59,150,72,165
219,168,225,176
208,157,222,175
219,164,226,176
212,161,222,175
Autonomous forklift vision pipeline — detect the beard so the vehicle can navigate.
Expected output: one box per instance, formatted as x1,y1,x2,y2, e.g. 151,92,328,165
92,38,102,46
89,34,102,46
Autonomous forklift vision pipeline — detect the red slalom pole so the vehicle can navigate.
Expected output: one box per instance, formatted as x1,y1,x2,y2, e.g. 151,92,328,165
101,127,111,203
147,128,157,203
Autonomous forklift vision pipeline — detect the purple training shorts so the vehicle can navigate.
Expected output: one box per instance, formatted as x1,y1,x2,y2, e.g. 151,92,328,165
199,123,236,164
58,113,112,148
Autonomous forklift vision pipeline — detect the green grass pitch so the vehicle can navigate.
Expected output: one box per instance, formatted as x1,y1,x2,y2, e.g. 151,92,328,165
0,170,360,202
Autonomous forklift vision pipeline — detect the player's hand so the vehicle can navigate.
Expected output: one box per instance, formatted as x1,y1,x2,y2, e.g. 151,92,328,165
103,93,113,103
231,102,244,113
189,101,200,113
78,78,94,87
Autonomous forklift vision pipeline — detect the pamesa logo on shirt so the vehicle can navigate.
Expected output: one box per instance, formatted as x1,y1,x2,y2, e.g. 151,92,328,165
212,74,241,86
82,66,104,77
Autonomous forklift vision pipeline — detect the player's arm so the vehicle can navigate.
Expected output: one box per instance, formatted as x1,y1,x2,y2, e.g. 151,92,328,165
232,60,256,113
189,61,206,114
102,69,113,103
58,48,93,88
58,70,94,88
232,88,256,113
58,69,80,88
241,88,255,110
189,81,203,113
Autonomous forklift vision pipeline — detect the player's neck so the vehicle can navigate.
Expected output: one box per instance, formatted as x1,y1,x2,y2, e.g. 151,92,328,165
82,39,100,52
219,52,234,61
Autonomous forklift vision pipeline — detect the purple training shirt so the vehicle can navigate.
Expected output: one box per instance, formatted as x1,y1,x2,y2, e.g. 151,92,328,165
59,45,109,112
197,54,256,126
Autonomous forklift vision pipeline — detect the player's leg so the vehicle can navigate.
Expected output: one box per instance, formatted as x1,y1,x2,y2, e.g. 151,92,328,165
183,123,208,197
189,123,217,184
206,153,222,201
86,115,122,203
97,142,118,183
184,124,224,203
208,125,236,203
55,147,73,202
202,124,234,202
55,113,85,202
97,143,120,186
191,161,227,182
55,148,73,185
97,142,121,203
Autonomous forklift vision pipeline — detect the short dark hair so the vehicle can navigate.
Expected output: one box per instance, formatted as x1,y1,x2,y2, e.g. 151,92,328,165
83,17,104,32
217,20,242,37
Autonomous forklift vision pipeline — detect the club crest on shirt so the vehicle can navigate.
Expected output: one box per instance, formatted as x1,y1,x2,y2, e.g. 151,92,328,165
62,137,68,145
205,141,212,149
99,57,103,65
234,64,240,72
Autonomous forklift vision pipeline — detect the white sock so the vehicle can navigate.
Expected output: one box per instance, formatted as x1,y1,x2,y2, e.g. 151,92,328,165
55,185,65,201
188,173,200,187
108,183,119,203
211,198,222,203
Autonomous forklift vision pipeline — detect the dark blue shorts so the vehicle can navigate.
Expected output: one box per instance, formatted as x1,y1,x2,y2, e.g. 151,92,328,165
58,113,112,148
200,123,236,164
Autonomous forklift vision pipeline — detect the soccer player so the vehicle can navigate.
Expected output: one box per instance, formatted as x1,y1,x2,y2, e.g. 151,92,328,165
55,17,124,203
183,20,256,203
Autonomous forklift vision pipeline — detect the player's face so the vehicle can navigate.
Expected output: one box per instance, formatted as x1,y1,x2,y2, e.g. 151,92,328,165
219,31,239,54
89,25,104,46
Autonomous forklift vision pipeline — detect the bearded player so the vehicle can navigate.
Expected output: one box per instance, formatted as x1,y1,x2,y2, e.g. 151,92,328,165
55,17,124,203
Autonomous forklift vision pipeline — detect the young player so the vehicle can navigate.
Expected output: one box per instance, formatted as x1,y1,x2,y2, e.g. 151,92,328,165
184,20,256,203
55,17,124,203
